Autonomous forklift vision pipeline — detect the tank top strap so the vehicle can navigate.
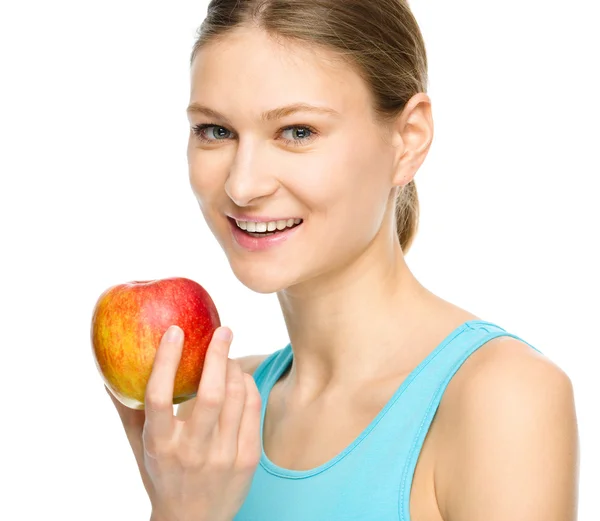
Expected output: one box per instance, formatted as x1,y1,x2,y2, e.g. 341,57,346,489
394,319,544,520
252,344,292,393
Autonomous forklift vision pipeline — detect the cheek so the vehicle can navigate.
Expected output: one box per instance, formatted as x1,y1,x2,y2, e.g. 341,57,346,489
289,136,390,223
187,152,223,203
335,136,392,225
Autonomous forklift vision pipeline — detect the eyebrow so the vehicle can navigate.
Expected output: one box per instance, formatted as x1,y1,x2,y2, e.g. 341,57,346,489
186,102,341,123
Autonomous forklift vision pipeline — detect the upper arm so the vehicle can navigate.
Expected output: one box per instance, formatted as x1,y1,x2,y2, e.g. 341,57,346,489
436,340,579,521
176,354,269,420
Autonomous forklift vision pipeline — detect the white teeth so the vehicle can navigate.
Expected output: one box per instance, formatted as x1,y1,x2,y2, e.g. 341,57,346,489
235,218,303,233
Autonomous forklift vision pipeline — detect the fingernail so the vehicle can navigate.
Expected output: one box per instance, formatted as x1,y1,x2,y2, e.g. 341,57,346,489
215,327,232,342
165,325,182,342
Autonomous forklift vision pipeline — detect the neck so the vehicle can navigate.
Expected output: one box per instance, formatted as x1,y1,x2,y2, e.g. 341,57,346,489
276,231,440,406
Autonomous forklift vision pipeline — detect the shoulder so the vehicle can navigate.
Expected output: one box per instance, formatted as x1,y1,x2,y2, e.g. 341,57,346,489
237,354,270,375
434,336,579,521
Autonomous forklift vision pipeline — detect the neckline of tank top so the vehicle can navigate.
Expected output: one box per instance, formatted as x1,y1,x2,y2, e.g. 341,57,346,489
258,319,505,479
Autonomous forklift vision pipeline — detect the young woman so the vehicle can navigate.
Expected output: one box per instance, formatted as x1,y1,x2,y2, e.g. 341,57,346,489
107,1,579,520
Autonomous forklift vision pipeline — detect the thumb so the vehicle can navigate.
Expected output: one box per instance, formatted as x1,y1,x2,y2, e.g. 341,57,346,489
105,385,146,433
104,386,155,499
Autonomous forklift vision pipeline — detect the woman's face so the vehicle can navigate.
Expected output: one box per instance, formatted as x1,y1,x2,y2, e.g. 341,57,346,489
187,28,401,294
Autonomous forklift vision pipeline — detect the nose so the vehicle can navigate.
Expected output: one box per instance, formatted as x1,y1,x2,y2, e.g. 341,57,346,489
224,154,280,207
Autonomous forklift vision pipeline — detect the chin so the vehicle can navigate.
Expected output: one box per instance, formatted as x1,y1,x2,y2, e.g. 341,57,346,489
228,260,292,294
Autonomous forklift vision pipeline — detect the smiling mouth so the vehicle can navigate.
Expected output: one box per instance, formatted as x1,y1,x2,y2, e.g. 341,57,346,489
228,217,304,237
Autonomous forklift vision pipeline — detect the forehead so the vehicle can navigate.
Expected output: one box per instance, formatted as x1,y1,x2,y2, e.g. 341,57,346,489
189,27,372,120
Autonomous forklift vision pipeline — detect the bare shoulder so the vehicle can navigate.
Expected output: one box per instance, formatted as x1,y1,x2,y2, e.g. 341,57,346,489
434,336,579,520
175,354,269,419
236,353,271,375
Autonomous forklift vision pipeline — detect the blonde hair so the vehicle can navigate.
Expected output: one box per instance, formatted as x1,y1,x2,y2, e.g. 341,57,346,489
191,0,428,254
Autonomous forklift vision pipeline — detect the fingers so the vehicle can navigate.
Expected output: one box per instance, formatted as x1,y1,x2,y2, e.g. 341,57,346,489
236,373,263,468
186,327,233,442
217,358,247,454
144,325,184,445
181,326,262,469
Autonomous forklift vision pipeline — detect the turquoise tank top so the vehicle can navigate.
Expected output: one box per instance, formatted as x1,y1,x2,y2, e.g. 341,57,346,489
234,319,543,521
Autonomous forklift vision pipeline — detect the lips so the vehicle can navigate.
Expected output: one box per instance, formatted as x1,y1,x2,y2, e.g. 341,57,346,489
227,216,303,252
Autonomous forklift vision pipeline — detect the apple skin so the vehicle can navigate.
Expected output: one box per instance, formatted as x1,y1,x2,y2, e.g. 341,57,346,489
91,277,221,410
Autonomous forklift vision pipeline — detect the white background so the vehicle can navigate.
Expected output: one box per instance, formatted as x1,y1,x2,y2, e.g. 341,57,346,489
1,0,597,519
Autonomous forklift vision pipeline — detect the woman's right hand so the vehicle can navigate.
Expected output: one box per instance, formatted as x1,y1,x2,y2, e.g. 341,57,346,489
105,325,263,521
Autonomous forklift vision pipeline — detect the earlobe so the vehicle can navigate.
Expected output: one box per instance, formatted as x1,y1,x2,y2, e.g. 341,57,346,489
392,164,417,188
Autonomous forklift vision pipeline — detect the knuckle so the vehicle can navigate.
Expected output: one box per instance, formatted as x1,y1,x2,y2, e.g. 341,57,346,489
145,445,167,460
245,391,262,410
237,450,261,470
176,446,206,468
209,451,236,470
145,392,171,411
142,435,169,459
226,380,246,401
198,390,224,409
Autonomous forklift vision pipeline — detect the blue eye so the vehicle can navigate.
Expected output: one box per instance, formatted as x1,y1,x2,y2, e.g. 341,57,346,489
190,123,318,147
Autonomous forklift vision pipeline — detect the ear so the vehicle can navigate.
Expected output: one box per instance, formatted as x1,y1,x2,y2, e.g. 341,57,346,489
389,93,434,187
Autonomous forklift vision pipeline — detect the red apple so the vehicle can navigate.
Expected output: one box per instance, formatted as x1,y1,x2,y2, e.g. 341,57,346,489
91,277,221,410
